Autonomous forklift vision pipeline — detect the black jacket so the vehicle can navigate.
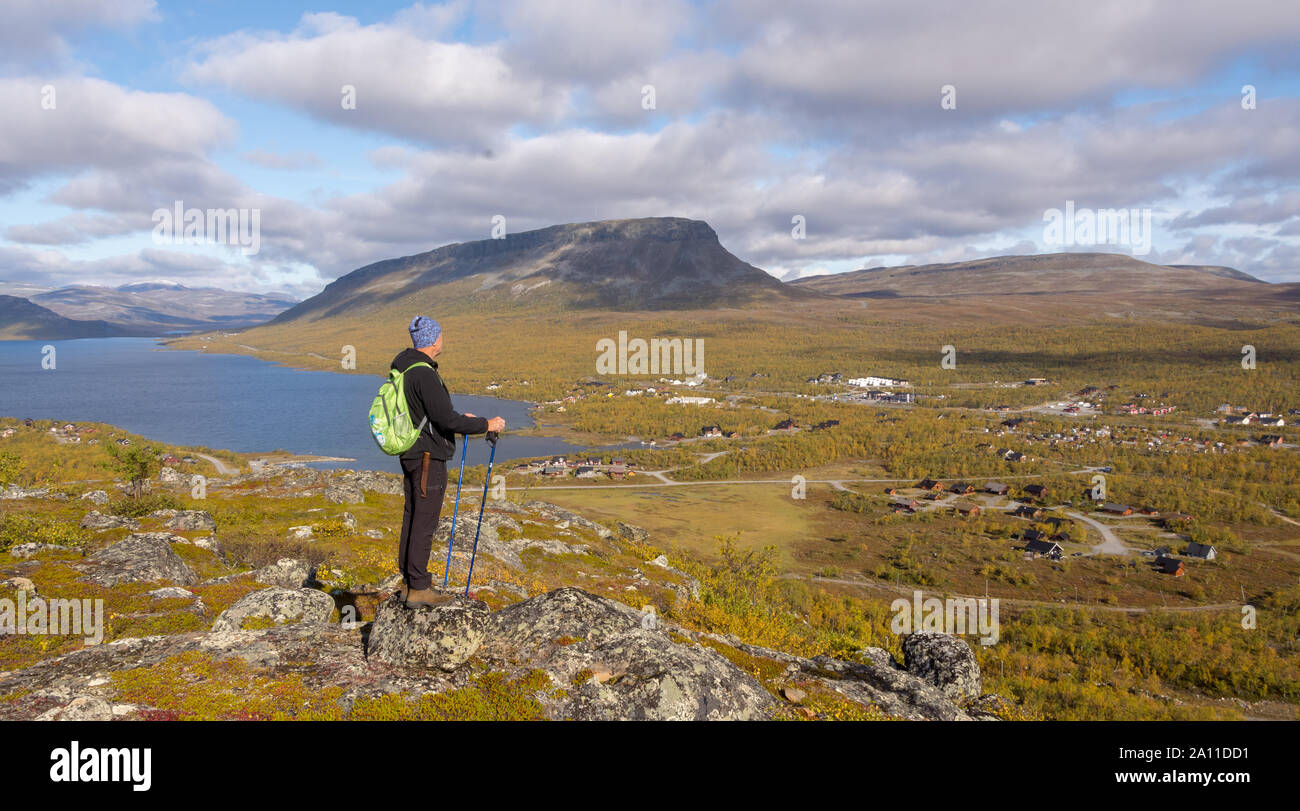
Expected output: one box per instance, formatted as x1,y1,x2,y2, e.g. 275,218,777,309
390,348,489,461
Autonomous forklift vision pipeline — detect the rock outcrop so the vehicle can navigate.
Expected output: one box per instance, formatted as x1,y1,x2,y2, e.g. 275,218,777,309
211,587,335,632
477,588,775,720
82,533,198,587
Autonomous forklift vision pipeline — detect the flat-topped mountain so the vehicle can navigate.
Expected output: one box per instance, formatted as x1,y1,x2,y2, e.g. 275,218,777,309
271,217,815,322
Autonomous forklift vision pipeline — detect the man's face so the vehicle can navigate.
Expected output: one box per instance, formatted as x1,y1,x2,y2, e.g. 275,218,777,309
429,335,443,357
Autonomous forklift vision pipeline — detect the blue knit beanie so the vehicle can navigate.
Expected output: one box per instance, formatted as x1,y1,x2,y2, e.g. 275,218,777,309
409,315,441,348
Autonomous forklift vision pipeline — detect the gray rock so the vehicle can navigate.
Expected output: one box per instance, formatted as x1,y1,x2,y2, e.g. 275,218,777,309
8,542,73,560
79,511,140,531
805,654,972,720
212,587,335,632
616,522,649,543
161,510,216,532
84,533,198,587
158,466,185,485
79,490,110,505
478,587,775,720
36,696,113,721
524,502,613,538
363,529,385,539
287,525,314,541
147,587,197,601
1,485,50,500
858,647,900,670
367,594,491,671
252,558,316,589
324,482,365,504
2,576,36,593
902,632,982,703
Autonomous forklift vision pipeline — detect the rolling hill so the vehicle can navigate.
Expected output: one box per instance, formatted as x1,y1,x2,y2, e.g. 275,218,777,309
789,253,1276,298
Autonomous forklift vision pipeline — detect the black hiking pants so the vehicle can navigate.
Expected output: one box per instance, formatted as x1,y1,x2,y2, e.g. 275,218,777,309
398,452,447,590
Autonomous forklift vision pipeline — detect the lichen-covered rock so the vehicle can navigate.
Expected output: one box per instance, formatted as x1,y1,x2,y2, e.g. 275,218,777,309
477,587,775,720
36,695,113,721
83,533,198,586
287,525,314,540
79,511,140,531
8,542,73,560
324,482,364,504
79,490,109,505
156,509,216,532
148,586,197,601
158,466,186,485
1,485,50,500
804,654,971,720
252,558,316,589
367,594,491,671
902,632,982,703
212,587,335,632
524,502,613,538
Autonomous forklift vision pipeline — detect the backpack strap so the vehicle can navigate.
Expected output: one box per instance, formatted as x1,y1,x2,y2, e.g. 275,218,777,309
403,361,434,436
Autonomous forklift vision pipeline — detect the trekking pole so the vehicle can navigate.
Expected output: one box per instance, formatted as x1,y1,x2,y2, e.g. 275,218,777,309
464,430,499,596
442,435,468,588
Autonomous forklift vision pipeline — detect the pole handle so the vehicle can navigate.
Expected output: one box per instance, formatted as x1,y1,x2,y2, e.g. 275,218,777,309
486,430,499,444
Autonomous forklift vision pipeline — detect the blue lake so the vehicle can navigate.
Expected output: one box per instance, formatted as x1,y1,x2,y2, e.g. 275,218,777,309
0,338,603,471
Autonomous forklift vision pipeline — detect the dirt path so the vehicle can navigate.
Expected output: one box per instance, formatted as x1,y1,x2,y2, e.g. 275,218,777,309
194,452,238,476
1067,510,1133,556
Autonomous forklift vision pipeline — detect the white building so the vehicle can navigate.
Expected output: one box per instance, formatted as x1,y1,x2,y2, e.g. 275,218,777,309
667,396,715,405
846,376,910,388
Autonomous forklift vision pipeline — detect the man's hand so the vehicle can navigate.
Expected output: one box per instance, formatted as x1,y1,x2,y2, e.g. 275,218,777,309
487,417,505,433
464,412,476,418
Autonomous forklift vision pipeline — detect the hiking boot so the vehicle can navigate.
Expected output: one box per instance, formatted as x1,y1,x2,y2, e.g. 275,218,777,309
396,583,409,602
405,587,439,609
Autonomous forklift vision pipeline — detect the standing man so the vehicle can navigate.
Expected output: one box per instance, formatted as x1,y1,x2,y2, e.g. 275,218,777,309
393,315,505,609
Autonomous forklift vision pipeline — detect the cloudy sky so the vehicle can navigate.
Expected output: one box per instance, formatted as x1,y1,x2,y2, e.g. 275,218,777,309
3,0,1300,298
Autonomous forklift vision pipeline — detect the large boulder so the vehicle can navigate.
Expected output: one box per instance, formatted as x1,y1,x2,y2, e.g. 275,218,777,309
477,587,775,720
84,533,198,586
79,490,109,506
79,511,140,531
902,632,982,703
212,587,335,632
158,466,186,486
367,594,491,671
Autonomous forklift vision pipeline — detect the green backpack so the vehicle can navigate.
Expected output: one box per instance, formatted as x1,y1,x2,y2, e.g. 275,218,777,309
369,361,432,455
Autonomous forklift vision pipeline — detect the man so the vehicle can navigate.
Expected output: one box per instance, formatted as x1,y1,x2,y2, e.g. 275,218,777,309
392,315,505,609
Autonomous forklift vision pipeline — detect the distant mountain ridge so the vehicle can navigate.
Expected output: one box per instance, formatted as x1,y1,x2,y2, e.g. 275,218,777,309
789,253,1280,299
0,295,129,339
29,283,296,334
270,217,815,324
